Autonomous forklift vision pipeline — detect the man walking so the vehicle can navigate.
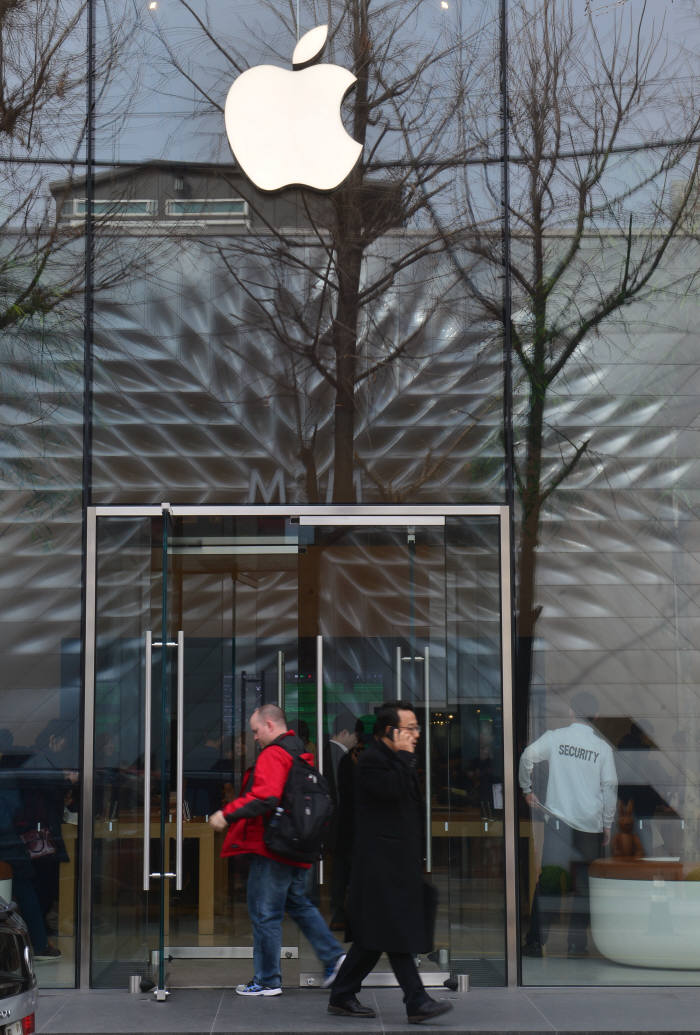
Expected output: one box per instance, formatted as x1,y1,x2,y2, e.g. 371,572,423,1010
324,710,358,931
209,704,345,996
328,701,452,1024
519,691,618,957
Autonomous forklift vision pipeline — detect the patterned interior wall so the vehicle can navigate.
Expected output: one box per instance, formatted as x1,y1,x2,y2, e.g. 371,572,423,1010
91,229,505,506
0,278,84,747
523,237,700,841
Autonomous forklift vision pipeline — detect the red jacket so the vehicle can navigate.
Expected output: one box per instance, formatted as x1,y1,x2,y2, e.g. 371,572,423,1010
220,730,311,869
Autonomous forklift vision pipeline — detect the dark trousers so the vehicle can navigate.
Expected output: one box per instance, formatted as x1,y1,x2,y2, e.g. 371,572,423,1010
329,850,351,925
330,942,428,1013
527,817,602,949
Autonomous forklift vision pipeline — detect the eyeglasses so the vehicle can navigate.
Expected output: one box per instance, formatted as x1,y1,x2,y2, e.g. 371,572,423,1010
398,725,421,734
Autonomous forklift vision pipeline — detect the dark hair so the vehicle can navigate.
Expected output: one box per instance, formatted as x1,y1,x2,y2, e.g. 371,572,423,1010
570,691,599,721
373,700,414,739
35,718,73,751
332,709,356,735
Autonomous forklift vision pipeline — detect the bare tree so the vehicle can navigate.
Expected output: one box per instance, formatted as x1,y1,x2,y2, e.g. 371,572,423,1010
421,0,700,723
154,0,700,686
151,0,491,503
0,0,149,433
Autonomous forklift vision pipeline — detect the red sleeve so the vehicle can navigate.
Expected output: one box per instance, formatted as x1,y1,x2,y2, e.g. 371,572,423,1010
223,746,292,820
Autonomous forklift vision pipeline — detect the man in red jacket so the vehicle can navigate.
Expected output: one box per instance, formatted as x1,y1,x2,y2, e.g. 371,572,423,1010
209,704,345,997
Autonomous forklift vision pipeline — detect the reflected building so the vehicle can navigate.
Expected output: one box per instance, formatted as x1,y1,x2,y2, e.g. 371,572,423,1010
1,0,700,994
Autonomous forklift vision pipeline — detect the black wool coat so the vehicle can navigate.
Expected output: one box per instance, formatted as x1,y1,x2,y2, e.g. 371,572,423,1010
347,737,429,954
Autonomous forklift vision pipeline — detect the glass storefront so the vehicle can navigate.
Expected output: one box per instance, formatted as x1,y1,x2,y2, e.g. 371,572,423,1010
85,506,511,988
1,0,700,991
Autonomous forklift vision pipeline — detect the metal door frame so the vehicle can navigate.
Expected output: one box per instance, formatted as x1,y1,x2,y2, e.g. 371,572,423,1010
82,504,516,988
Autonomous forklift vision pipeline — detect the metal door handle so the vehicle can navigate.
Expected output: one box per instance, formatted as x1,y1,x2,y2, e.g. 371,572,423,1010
316,634,324,885
175,630,184,891
144,632,184,890
277,650,284,709
143,631,153,890
424,644,432,873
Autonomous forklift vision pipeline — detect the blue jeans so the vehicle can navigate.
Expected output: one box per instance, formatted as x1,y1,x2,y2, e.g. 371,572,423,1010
247,854,343,988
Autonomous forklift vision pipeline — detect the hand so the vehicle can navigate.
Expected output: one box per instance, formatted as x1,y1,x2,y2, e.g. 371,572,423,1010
392,727,416,753
524,791,541,809
602,826,610,846
209,809,229,832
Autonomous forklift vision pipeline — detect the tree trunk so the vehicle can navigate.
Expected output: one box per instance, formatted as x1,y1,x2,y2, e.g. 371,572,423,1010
515,363,546,749
331,219,363,503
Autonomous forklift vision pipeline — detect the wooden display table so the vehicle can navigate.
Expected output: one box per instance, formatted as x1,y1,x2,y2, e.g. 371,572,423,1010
58,818,216,939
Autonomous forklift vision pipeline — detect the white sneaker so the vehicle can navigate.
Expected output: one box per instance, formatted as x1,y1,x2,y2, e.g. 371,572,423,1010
322,953,346,988
235,981,282,996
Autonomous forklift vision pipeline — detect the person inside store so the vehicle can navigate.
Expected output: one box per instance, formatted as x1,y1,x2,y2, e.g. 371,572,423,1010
0,728,61,959
323,709,358,932
328,701,453,1025
20,719,78,948
519,691,618,958
208,704,345,997
183,727,233,819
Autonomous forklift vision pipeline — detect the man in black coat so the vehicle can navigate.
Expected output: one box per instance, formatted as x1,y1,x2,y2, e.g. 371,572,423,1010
328,701,452,1025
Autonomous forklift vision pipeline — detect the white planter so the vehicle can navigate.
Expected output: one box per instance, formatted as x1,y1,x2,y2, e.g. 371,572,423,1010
590,871,700,969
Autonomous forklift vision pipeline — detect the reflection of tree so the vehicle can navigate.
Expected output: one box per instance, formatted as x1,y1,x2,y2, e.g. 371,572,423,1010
423,0,700,732
156,0,492,503
0,0,148,436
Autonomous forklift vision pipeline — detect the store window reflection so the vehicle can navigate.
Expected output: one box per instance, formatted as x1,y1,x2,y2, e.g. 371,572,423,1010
0,718,78,984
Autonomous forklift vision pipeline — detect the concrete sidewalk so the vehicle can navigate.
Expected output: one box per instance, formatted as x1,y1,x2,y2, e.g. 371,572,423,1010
33,984,700,1034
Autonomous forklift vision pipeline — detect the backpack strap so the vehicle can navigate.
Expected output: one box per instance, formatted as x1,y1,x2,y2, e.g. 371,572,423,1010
270,731,304,760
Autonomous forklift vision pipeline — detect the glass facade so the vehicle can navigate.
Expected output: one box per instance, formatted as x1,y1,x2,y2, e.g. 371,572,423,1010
1,0,699,990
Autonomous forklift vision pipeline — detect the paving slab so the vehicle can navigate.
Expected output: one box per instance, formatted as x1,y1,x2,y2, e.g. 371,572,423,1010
32,985,700,1035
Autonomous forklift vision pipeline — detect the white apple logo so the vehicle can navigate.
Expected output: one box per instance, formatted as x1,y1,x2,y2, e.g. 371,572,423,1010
224,25,362,192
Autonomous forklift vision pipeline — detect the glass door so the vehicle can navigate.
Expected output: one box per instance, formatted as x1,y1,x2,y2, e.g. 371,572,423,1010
293,515,509,988
89,510,303,990
163,513,302,988
86,506,512,990
295,517,450,986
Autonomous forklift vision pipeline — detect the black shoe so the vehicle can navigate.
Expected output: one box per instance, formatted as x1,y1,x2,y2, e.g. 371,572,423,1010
407,999,453,1024
521,941,543,958
328,995,376,1018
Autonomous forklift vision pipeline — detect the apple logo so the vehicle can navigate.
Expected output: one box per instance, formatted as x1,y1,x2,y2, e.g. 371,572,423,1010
224,25,362,192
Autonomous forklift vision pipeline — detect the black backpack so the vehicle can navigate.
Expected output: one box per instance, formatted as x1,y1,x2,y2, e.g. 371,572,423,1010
263,739,334,862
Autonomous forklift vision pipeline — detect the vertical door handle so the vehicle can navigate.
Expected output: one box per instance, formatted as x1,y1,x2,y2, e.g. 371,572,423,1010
175,630,184,891
277,650,284,709
316,634,324,885
395,645,402,697
424,644,432,873
144,632,183,889
143,631,153,890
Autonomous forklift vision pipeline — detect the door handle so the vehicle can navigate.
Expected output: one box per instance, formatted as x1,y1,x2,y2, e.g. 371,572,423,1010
175,630,184,891
277,650,284,709
144,632,183,889
316,634,324,886
143,631,153,890
424,644,432,873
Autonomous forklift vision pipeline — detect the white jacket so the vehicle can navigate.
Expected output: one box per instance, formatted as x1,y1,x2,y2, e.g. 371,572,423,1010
519,722,618,833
